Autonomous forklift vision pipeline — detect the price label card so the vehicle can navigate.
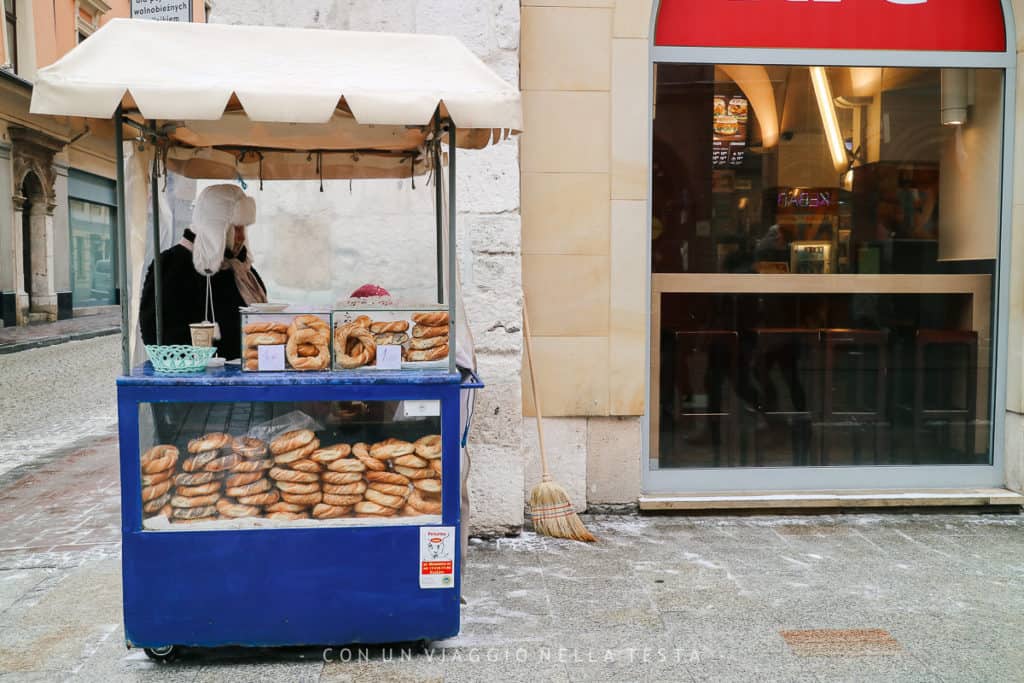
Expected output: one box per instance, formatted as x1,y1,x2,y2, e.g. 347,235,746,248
258,344,286,371
376,345,402,370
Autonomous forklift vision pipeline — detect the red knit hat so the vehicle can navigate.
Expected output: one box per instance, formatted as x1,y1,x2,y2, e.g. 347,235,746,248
349,284,390,298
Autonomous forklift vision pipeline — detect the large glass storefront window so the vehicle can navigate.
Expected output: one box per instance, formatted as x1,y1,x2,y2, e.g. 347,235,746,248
69,172,117,307
652,65,1001,469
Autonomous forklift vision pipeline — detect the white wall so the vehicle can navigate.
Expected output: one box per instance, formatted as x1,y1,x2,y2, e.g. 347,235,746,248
207,0,525,536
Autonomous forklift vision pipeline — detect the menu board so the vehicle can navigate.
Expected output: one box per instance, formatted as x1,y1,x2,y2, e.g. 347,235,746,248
713,94,748,168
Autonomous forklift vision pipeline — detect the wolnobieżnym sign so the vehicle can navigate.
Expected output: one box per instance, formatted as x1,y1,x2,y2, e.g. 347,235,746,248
130,0,192,23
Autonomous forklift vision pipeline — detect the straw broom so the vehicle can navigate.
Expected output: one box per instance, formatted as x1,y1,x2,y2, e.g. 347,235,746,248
523,297,596,543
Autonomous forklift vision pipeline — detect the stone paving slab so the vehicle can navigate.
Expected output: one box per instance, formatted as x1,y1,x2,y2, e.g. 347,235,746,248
1,440,1023,681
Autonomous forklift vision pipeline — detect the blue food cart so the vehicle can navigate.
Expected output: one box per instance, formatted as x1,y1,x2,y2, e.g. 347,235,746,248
29,19,520,659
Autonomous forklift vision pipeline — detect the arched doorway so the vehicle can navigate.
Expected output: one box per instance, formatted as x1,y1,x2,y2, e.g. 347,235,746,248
20,172,44,313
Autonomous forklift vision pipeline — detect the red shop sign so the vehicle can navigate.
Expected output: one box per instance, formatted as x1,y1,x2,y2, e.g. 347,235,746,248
655,0,1007,53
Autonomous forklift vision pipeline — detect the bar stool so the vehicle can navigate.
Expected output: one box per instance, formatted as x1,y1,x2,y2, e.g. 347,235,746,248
673,331,740,467
820,329,889,465
912,329,978,464
751,328,821,467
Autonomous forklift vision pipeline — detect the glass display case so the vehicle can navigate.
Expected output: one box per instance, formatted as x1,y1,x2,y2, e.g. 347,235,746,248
332,307,451,371
240,309,331,372
139,399,444,529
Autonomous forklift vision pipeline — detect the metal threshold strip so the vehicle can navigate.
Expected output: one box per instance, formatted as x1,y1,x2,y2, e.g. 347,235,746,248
638,488,1024,511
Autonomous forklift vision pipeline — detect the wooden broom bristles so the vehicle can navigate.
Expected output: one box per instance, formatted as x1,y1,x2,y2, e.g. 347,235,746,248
523,297,596,543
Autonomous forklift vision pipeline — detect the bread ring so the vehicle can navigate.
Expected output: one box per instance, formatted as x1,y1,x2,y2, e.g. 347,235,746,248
237,489,281,506
393,453,429,469
368,482,410,498
326,458,366,473
352,442,386,471
334,322,377,369
143,492,172,514
187,432,231,454
266,501,307,513
141,445,179,474
408,335,448,350
226,478,271,498
267,511,308,521
352,315,372,328
275,480,320,495
244,359,260,371
369,320,410,334
281,491,322,505
171,493,220,508
269,467,320,484
231,457,273,473
407,489,442,514
244,321,288,334
175,471,215,486
141,468,173,487
369,438,415,460
322,481,367,495
216,498,261,518
413,478,442,494
287,327,330,370
296,343,320,357
182,451,217,472
231,437,268,459
310,445,350,463
288,314,330,339
414,434,442,459
430,459,442,475
412,324,448,339
270,429,316,455
173,506,218,520
273,439,320,465
323,493,364,507
405,344,449,362
313,503,353,519
205,453,241,472
365,470,411,486
290,459,323,473
225,471,263,488
244,348,259,360
176,481,222,497
354,501,398,516
393,465,439,480
140,479,171,503
373,332,410,346
321,471,364,485
244,332,287,347
412,312,450,327
364,488,406,509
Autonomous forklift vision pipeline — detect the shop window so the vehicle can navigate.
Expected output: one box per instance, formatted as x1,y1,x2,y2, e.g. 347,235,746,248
652,64,1002,469
69,170,117,308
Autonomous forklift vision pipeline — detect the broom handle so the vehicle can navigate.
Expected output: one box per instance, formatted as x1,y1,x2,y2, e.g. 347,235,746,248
521,298,551,480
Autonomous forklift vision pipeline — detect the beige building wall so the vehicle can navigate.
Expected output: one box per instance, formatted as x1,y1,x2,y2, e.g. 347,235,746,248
520,0,652,508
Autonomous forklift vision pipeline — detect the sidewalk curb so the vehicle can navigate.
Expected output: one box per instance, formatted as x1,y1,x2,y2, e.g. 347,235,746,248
0,327,120,355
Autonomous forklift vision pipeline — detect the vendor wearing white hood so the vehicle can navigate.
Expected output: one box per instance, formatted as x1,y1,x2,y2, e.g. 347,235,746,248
140,184,267,359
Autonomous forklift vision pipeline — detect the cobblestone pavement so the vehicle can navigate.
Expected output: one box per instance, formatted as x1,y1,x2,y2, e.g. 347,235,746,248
0,436,1022,683
0,335,119,480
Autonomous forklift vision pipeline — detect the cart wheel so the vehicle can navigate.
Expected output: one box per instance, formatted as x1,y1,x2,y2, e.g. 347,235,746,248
417,639,432,655
144,645,179,663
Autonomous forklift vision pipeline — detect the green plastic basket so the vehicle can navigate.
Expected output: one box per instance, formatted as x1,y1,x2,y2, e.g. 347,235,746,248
145,345,217,373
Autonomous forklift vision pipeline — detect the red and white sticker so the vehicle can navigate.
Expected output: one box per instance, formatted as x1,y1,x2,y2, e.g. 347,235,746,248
419,526,455,589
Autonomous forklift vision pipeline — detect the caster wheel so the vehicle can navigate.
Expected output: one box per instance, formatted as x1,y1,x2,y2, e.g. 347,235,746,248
144,645,179,663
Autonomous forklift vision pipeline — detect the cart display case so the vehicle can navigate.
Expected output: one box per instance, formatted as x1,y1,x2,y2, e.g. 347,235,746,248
30,18,521,657
332,306,452,371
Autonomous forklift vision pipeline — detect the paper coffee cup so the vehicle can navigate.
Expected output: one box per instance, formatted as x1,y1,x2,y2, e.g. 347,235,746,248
189,322,215,347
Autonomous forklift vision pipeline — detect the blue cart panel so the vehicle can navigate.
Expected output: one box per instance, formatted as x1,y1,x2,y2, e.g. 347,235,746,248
117,366,467,648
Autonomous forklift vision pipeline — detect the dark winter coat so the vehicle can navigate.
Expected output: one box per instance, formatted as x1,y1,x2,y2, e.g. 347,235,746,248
139,230,266,360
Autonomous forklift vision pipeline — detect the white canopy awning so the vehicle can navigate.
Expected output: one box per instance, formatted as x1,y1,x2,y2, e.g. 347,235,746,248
30,19,521,179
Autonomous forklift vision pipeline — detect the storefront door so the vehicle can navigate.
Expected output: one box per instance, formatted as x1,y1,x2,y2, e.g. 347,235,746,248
646,0,1016,492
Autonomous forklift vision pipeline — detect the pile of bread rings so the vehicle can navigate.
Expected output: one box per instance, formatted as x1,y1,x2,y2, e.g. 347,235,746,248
142,430,443,524
243,314,330,371
332,311,450,369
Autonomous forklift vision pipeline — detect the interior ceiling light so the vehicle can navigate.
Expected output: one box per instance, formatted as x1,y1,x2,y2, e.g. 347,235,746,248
941,69,969,126
810,66,849,174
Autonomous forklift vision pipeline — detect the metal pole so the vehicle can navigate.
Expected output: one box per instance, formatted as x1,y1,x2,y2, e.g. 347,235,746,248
434,115,444,304
447,119,457,375
150,125,163,345
114,107,130,376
